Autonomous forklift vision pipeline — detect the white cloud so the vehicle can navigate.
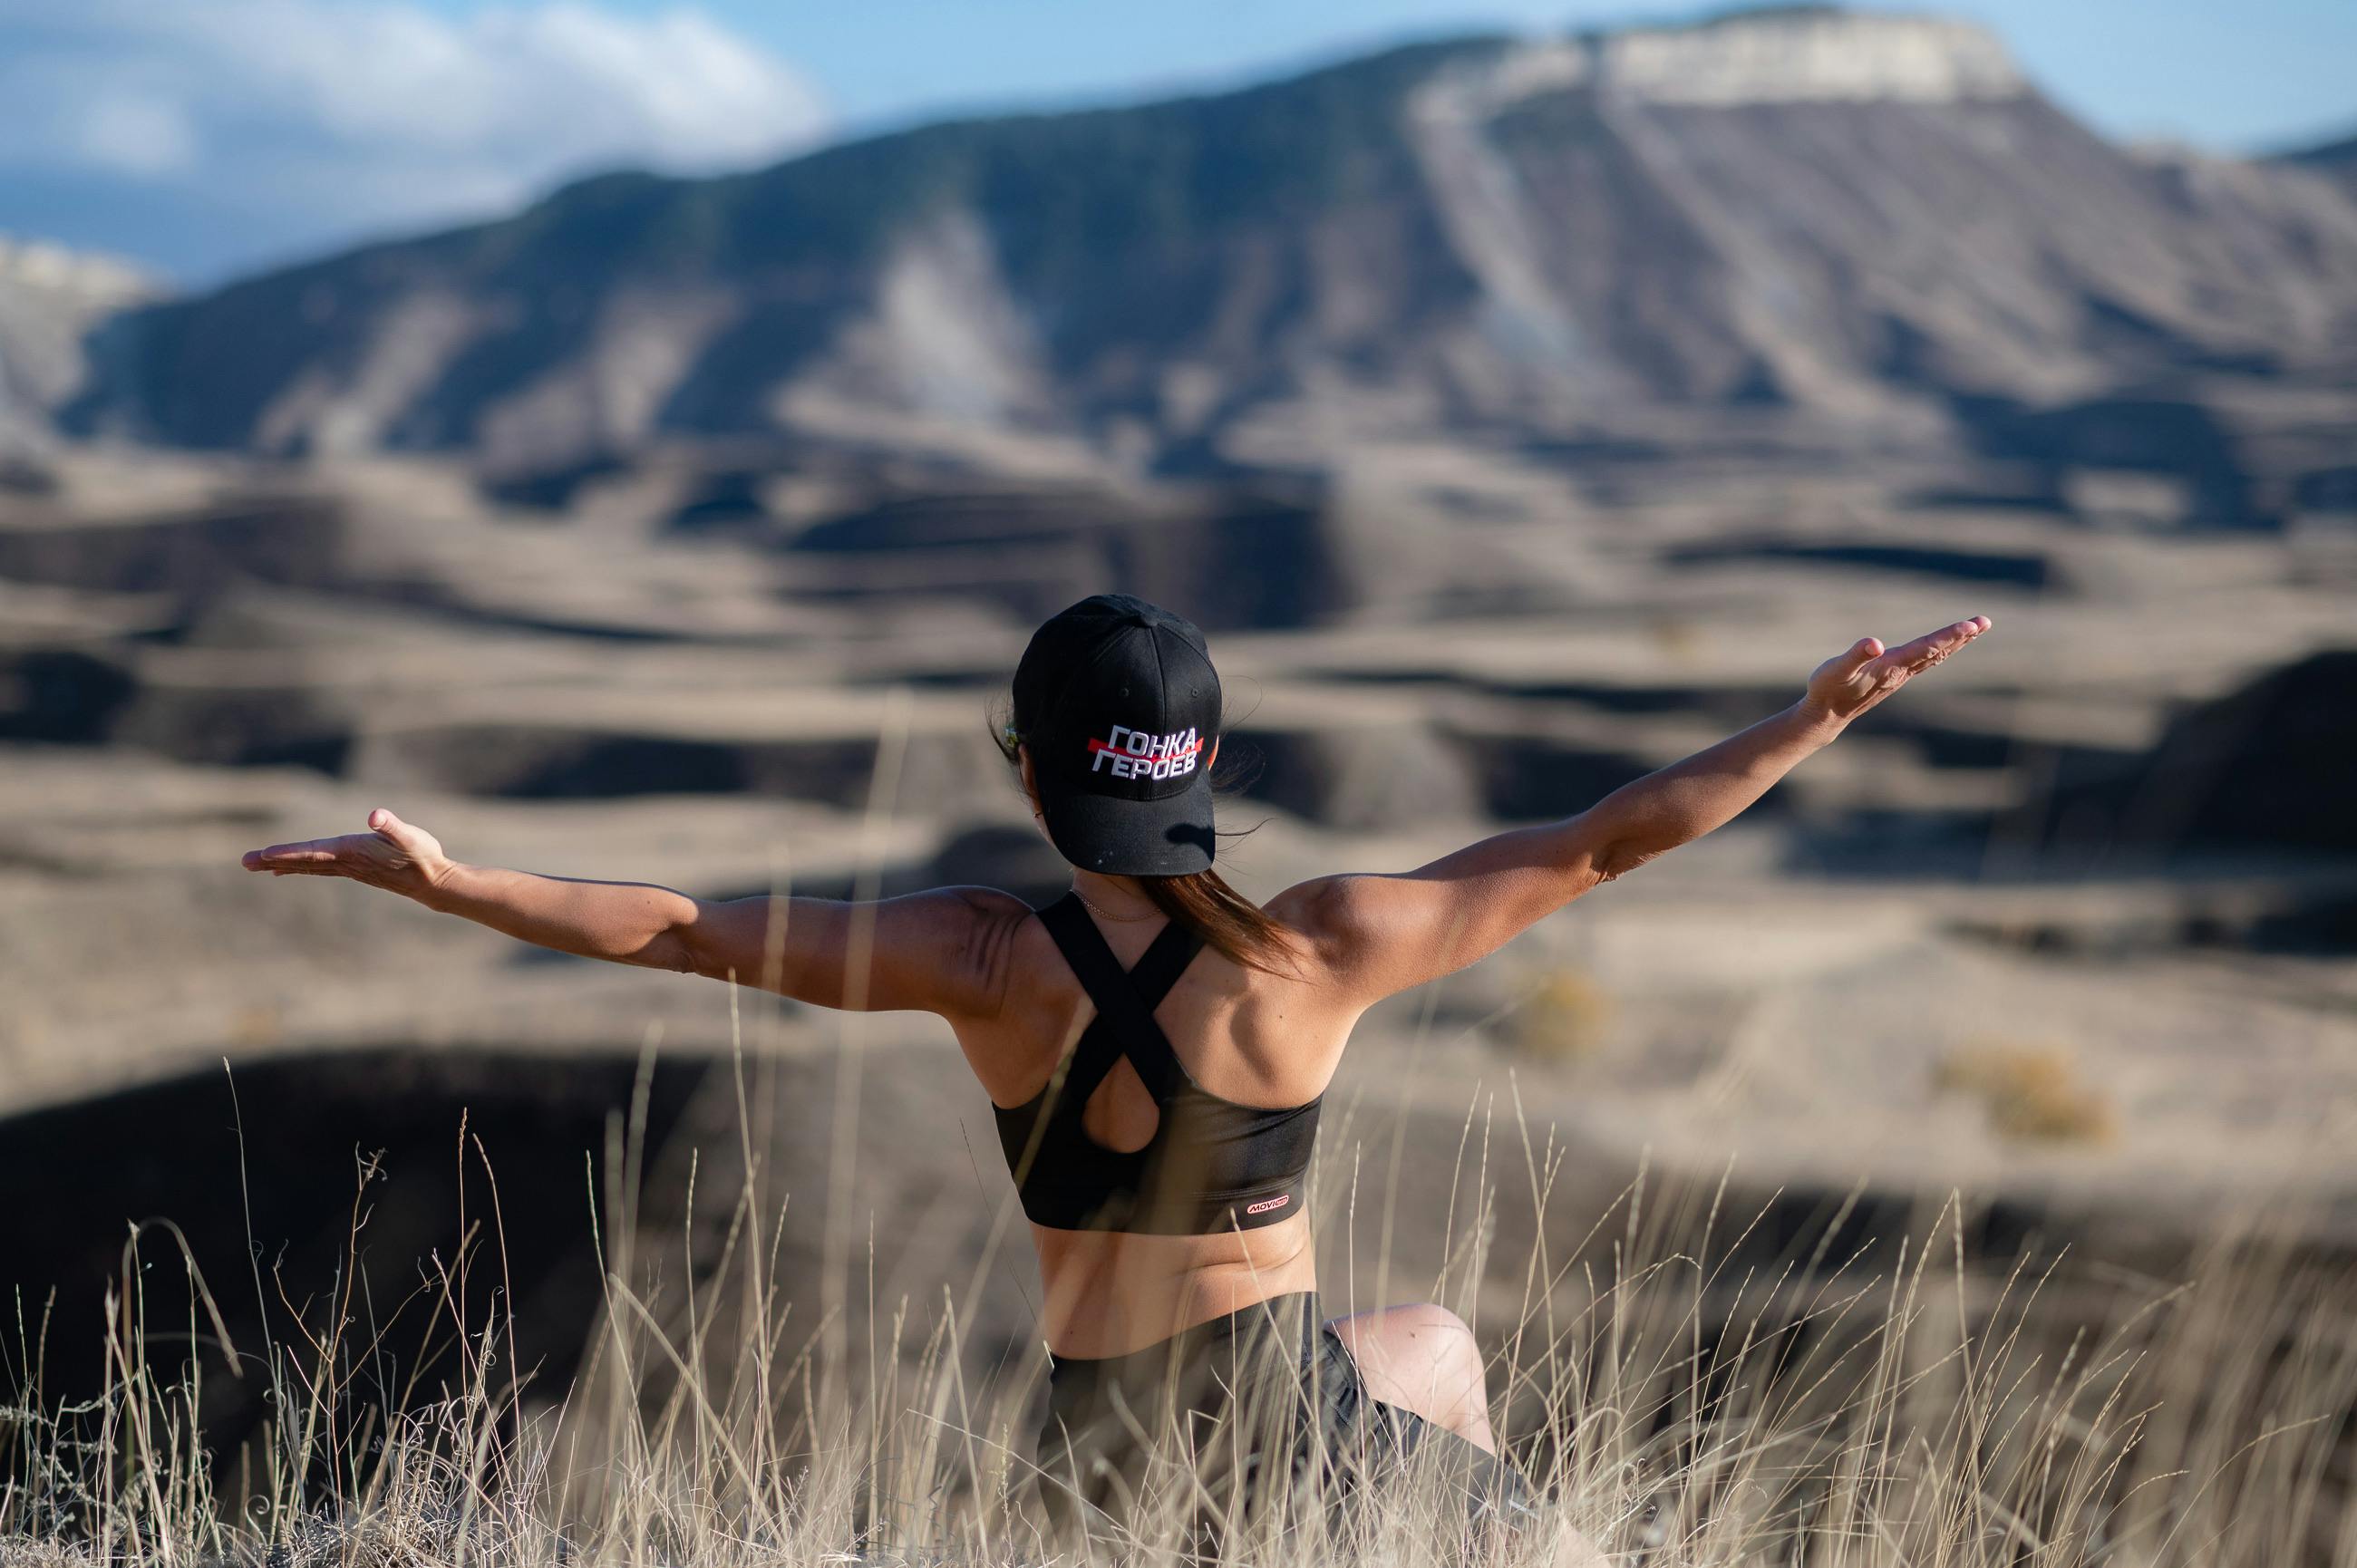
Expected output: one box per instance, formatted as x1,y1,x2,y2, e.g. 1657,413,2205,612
0,0,828,265
74,91,201,178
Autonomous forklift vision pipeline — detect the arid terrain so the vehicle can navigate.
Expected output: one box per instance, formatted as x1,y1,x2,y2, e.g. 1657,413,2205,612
2,9,2354,1553
5,429,2354,1437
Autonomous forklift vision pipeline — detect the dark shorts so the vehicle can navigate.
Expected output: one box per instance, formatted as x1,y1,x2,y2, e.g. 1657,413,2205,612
1032,1292,1537,1551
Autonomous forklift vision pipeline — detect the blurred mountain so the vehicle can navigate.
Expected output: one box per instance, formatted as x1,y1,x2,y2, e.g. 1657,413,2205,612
2275,131,2357,198
58,7,2357,485
0,236,160,459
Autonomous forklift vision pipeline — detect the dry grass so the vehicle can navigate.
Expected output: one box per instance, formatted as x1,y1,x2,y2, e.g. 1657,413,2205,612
1935,1038,2117,1144
4,1089,2351,1568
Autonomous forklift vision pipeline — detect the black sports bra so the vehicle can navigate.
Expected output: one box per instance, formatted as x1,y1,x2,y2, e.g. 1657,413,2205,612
993,895,1322,1234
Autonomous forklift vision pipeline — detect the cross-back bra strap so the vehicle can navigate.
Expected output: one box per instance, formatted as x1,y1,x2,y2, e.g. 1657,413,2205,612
1032,897,1133,1110
1126,919,1205,1011
1033,895,1199,1103
1120,919,1207,1097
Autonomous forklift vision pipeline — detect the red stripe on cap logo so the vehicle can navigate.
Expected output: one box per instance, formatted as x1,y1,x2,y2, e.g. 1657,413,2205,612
1085,725,1202,781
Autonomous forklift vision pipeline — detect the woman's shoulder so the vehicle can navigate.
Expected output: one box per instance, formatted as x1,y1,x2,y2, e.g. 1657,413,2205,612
1263,874,1373,966
934,883,1043,958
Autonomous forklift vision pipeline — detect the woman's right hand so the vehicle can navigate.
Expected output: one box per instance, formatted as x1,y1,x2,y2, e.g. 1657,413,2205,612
241,808,452,902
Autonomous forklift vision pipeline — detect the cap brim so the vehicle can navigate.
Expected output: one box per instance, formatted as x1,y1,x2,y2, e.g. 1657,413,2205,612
1037,766,1217,876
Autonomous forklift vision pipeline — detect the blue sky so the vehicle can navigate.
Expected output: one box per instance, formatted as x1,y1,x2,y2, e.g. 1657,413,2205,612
3,0,2351,286
646,0,2357,150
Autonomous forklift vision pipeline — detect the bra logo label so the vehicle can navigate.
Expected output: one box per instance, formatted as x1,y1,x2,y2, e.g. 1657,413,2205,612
1245,1195,1290,1215
1087,725,1203,781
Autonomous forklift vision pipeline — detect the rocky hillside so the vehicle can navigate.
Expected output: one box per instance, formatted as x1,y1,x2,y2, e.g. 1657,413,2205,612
64,7,2357,489
2277,131,2357,197
0,236,159,455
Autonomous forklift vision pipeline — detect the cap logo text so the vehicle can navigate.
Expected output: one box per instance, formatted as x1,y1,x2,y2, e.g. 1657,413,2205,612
1088,725,1202,781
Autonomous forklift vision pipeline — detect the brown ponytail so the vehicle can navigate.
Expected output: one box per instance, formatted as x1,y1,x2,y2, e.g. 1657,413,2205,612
1136,865,1299,976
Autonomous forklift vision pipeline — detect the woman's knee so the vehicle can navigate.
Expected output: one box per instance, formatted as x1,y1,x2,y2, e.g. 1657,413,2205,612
1386,1302,1476,1344
1400,1305,1487,1395
1331,1300,1465,1339
1361,1303,1479,1371
1329,1302,1493,1448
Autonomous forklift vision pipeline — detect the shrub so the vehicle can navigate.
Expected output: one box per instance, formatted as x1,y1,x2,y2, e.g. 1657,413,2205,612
1935,1037,2117,1143
1510,969,1615,1064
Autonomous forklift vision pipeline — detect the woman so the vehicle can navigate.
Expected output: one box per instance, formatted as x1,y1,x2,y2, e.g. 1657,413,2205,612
243,594,1989,1550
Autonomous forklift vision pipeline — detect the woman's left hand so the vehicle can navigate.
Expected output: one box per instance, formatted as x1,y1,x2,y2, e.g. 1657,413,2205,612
1801,615,1991,728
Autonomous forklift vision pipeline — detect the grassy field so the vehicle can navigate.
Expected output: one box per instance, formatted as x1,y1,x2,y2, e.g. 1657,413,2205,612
5,1092,2352,1568
5,447,2353,1565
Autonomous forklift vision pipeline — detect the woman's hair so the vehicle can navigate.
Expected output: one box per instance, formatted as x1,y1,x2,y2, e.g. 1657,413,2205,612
990,694,1298,974
1130,857,1297,976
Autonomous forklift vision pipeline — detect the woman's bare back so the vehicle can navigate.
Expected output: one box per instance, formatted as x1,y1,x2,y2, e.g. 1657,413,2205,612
949,887,1360,1356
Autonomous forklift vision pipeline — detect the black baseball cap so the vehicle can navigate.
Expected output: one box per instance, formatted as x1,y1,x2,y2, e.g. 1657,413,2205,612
1013,595,1220,876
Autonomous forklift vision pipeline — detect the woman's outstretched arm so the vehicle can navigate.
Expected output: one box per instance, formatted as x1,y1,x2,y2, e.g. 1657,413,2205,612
1291,615,1993,1004
240,811,1023,1016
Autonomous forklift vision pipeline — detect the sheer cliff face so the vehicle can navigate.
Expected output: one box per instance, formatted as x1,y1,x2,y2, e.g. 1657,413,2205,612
65,11,2357,472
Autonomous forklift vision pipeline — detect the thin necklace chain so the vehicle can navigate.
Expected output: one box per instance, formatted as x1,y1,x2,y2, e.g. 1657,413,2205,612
1070,884,1159,923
